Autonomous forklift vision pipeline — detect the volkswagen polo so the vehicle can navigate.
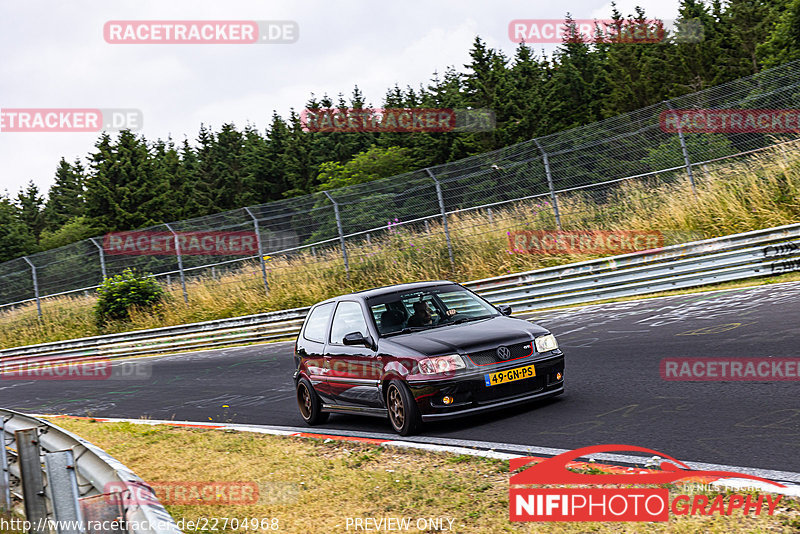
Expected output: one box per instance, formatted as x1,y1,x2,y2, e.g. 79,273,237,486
293,281,565,435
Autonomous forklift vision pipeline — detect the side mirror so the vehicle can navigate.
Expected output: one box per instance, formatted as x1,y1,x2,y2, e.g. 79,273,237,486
497,304,513,316
343,332,370,346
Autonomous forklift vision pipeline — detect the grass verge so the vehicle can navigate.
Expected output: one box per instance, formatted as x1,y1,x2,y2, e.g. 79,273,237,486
2,142,800,349
49,418,800,534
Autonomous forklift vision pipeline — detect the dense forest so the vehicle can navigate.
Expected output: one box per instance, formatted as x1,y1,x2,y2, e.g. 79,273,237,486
2,0,799,262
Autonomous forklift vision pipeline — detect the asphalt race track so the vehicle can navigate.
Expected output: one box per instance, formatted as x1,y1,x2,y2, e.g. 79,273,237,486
2,282,799,473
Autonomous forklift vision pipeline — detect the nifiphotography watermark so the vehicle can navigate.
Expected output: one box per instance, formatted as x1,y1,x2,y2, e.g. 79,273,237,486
510,444,785,522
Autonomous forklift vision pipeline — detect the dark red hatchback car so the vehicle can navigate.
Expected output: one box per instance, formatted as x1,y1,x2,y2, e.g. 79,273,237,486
293,281,565,435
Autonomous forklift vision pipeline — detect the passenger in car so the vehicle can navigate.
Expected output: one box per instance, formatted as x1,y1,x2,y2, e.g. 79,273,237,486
380,307,405,333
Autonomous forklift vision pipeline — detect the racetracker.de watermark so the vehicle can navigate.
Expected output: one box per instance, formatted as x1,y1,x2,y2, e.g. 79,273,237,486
104,231,258,256
660,109,800,133
661,358,800,381
508,19,703,44
104,21,298,44
508,230,664,255
0,108,142,132
0,359,151,381
300,108,496,133
104,480,299,505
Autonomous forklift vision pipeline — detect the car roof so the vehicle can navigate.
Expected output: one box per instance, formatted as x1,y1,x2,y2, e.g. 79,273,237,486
316,280,457,305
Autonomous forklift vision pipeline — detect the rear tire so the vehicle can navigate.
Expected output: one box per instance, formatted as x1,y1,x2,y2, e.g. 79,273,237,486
386,381,421,436
296,377,329,425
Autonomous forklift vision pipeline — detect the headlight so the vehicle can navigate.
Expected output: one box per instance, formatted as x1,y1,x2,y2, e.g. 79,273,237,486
418,354,466,375
534,334,558,353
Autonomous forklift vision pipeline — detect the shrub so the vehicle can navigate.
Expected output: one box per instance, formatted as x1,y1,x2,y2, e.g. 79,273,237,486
95,269,164,326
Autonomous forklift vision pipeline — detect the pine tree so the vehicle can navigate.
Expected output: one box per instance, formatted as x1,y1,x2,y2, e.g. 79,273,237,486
150,138,184,221
85,130,163,232
209,123,245,211
601,5,673,116
264,111,291,199
16,181,46,243
725,0,785,74
241,124,272,206
44,158,86,231
282,109,315,197
502,43,549,143
542,14,605,133
757,0,800,67
186,125,218,216
668,0,730,94
0,195,36,261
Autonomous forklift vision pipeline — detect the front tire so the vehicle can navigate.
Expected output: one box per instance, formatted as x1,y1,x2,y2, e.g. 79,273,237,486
386,381,421,436
297,377,329,425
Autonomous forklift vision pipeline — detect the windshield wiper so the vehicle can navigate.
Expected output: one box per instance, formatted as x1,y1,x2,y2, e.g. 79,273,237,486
382,326,432,337
451,315,494,325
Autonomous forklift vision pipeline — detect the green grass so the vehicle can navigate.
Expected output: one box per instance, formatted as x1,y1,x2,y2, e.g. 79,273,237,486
45,418,800,534
2,142,799,349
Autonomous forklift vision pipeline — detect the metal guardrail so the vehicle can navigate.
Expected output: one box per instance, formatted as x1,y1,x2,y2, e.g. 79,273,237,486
1,224,799,363
0,408,180,534
467,222,800,311
0,308,309,370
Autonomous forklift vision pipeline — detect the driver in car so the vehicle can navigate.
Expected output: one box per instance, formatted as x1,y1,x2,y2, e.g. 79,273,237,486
407,300,455,327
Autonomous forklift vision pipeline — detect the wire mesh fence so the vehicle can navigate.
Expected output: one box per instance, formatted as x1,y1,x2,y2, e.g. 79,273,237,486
3,59,800,314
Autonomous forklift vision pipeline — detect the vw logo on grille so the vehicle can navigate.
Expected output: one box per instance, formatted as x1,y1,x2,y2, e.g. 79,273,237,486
497,346,511,360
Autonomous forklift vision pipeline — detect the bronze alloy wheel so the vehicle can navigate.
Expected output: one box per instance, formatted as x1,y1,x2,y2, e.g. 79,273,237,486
386,382,420,435
388,385,405,429
298,382,312,419
296,377,329,425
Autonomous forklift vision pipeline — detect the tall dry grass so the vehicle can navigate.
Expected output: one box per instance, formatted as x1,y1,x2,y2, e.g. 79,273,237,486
2,143,799,349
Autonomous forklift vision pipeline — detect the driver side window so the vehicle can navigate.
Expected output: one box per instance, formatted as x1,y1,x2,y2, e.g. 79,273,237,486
330,301,369,344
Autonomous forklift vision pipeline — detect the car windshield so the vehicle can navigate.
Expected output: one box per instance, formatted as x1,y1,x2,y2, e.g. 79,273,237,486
367,285,498,336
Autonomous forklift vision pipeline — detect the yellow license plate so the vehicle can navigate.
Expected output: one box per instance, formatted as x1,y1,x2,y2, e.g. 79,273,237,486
484,364,536,386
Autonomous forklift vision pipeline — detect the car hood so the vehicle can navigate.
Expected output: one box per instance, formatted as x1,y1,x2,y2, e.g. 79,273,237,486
380,316,550,356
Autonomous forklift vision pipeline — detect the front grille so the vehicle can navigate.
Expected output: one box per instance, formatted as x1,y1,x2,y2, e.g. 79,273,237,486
467,341,533,366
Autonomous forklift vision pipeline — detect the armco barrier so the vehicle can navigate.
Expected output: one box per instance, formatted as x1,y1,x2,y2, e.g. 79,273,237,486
1,224,799,363
1,408,180,534
467,222,800,311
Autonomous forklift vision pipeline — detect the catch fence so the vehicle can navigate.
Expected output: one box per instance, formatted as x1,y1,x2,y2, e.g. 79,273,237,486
3,60,800,313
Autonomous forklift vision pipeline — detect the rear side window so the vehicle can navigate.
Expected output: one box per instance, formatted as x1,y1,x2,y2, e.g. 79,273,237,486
329,301,369,344
303,302,335,342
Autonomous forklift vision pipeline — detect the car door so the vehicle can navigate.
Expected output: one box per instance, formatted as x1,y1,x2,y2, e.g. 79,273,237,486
296,301,336,403
325,300,382,408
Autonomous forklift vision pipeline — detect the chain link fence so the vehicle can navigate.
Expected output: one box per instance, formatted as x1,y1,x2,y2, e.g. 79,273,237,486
3,60,800,314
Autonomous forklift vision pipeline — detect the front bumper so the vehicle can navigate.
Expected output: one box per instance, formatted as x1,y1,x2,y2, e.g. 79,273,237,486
407,352,564,422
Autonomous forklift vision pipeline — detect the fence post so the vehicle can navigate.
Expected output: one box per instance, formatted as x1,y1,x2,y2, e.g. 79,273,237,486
425,168,456,268
665,100,697,196
22,257,42,317
0,419,11,512
244,207,270,295
323,191,350,277
89,237,107,281
44,450,85,534
16,428,49,534
164,223,189,304
534,139,562,230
